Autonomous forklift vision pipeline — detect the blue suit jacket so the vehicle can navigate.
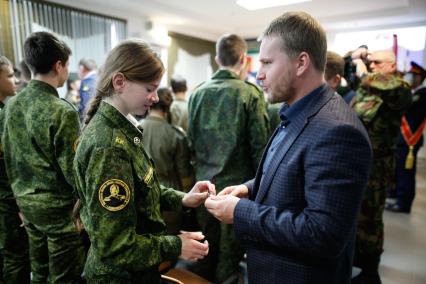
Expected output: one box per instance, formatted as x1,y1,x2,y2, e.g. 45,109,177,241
234,86,372,284
78,73,97,120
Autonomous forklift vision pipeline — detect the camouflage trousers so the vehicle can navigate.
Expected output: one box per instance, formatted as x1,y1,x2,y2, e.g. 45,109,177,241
354,155,393,273
0,199,30,284
85,251,161,284
187,206,244,283
18,202,85,284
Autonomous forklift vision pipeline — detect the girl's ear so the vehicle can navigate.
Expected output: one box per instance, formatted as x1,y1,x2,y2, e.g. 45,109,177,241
112,72,125,92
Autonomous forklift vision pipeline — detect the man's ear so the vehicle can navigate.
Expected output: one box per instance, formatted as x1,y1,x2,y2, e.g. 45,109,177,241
328,74,341,90
240,54,247,66
295,52,310,77
112,72,125,92
53,60,63,74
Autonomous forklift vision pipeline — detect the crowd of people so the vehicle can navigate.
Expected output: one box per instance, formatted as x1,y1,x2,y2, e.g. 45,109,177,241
0,10,425,284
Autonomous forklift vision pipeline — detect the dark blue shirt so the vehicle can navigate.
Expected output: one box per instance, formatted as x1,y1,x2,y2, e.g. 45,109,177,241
261,84,326,180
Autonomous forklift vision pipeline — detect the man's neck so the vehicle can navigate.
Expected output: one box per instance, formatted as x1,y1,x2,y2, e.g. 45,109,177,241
149,109,166,119
220,66,241,77
174,92,186,100
33,73,59,89
288,70,325,105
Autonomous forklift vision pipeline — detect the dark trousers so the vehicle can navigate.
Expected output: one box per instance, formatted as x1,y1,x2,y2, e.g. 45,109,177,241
394,143,420,211
186,206,244,283
0,200,30,284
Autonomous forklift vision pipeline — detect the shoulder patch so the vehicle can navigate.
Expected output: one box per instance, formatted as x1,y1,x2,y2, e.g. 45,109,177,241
98,179,130,211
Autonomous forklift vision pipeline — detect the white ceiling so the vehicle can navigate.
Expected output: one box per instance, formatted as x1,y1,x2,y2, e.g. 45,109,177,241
53,0,426,42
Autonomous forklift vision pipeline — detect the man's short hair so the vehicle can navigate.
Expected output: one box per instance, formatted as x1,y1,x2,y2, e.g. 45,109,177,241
24,31,71,75
79,58,97,71
171,75,187,93
216,34,247,67
325,51,344,81
262,11,327,72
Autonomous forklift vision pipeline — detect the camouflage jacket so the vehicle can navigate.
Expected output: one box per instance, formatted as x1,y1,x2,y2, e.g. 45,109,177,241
1,80,80,209
0,101,12,200
266,102,283,138
140,115,194,192
74,102,184,280
188,69,269,191
170,98,189,132
352,73,412,156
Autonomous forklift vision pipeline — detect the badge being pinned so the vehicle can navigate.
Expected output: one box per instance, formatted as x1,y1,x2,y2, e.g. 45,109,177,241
98,179,130,211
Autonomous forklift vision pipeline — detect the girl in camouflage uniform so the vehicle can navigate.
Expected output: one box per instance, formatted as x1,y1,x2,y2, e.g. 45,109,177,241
73,40,213,283
0,56,30,283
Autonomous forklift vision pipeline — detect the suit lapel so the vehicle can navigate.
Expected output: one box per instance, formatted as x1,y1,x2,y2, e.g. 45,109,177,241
254,87,336,203
250,126,279,199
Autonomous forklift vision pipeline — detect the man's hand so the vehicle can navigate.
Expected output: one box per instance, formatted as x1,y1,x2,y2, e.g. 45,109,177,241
351,46,368,60
178,231,209,262
205,195,240,224
352,59,368,78
218,184,249,198
182,181,216,208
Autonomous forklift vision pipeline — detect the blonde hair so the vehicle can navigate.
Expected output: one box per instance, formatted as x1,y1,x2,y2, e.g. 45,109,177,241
262,11,327,72
0,56,12,73
84,40,165,126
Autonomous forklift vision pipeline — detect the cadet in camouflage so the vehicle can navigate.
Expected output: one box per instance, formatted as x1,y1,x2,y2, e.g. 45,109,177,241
170,76,189,133
352,55,412,282
140,87,195,235
74,40,212,284
188,34,269,283
0,56,30,284
1,33,84,283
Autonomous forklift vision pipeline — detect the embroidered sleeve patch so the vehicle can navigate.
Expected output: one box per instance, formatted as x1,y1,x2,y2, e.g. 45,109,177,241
73,138,79,153
143,167,154,184
98,179,130,211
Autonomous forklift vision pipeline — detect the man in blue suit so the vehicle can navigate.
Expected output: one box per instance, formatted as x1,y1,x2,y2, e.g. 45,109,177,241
77,58,97,121
205,11,372,284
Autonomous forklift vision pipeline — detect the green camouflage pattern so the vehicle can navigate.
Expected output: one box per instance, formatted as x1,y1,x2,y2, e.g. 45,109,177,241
0,102,30,284
353,73,412,156
352,73,412,271
140,115,195,235
170,99,189,133
188,69,269,282
74,102,184,283
140,115,194,192
266,102,283,137
1,80,84,283
188,69,269,191
2,80,80,207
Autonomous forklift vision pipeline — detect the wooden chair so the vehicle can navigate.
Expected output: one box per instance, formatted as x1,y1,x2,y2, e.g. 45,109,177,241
164,268,212,284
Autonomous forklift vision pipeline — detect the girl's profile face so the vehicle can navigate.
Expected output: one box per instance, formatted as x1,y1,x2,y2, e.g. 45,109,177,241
121,78,161,116
0,64,19,98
